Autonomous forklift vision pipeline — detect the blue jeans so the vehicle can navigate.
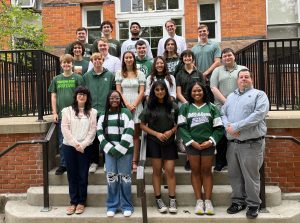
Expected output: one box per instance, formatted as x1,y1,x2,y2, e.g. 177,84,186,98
57,120,66,167
62,144,92,205
105,153,133,213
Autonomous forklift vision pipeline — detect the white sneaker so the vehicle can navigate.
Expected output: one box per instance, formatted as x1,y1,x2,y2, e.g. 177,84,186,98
106,211,115,217
89,163,98,173
204,200,215,215
156,199,168,213
123,210,132,217
194,199,204,215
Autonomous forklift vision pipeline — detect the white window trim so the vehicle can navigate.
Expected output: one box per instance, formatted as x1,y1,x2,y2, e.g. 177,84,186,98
197,0,221,42
115,0,183,14
82,6,103,43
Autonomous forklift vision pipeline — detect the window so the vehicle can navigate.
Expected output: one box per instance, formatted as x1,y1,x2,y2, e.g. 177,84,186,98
82,7,102,44
198,0,220,41
14,0,41,10
119,21,130,44
140,25,163,56
119,0,179,12
267,0,300,38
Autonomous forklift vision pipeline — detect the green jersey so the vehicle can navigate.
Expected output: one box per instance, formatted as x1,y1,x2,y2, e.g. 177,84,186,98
178,103,224,146
48,73,84,118
136,56,153,77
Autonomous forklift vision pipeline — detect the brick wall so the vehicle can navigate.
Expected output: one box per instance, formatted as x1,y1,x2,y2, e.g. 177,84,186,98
103,2,116,38
184,0,198,42
0,134,44,193
220,0,266,39
265,129,300,192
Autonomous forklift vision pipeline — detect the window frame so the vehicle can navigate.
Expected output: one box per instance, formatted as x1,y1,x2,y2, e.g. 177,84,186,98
197,0,221,42
82,6,103,44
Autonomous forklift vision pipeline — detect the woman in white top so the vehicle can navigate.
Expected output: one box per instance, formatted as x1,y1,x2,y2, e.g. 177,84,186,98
145,56,176,101
115,51,146,171
61,86,97,215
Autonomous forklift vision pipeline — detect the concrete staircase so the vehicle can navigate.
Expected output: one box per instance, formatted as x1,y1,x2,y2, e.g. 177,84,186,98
5,154,300,223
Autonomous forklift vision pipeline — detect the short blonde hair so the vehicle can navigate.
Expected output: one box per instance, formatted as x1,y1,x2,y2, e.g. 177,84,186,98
59,54,74,63
97,37,108,44
90,52,104,61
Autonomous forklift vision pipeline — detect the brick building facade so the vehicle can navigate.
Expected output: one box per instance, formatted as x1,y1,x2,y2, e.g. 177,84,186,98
41,0,267,56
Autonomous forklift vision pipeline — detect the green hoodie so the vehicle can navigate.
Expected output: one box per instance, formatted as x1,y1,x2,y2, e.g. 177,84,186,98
83,68,115,114
136,56,153,77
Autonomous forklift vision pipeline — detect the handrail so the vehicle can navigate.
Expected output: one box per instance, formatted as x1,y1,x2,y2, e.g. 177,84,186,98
0,122,56,212
136,131,147,223
259,135,300,212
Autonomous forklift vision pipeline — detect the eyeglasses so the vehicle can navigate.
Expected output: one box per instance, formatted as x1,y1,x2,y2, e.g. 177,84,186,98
77,93,87,96
109,97,121,100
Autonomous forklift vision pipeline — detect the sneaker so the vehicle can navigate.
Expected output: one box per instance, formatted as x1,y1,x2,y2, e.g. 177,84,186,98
213,164,226,172
169,198,178,213
89,163,98,173
123,210,132,217
227,203,246,214
55,166,66,175
194,199,204,215
246,206,259,219
106,211,115,217
156,199,168,213
204,200,214,215
184,160,191,171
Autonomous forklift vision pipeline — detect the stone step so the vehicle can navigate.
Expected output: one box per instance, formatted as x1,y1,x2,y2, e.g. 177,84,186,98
5,200,300,223
49,166,229,186
26,185,281,207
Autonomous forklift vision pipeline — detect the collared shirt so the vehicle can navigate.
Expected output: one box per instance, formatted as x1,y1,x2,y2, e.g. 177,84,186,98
210,63,248,109
87,53,121,75
221,87,269,141
157,34,187,57
192,40,221,73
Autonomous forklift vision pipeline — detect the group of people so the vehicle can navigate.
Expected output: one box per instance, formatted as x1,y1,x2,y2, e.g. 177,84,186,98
48,19,270,220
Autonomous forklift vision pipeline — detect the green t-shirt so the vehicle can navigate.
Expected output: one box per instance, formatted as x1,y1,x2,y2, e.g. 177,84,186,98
74,59,90,75
65,42,92,61
178,103,224,146
139,102,178,144
83,68,115,114
136,56,153,77
91,38,121,58
48,73,84,118
192,40,221,73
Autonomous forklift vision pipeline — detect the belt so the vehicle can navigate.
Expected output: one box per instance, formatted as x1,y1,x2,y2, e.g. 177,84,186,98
229,136,265,144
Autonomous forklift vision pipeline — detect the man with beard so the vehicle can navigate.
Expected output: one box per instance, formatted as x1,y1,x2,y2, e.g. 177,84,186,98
120,22,153,60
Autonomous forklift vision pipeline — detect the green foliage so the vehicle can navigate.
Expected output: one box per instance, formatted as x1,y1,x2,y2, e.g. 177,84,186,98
0,0,46,50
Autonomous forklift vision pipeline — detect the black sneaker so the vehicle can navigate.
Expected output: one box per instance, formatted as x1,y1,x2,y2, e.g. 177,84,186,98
156,199,167,213
55,166,66,175
246,206,259,219
227,203,246,214
213,164,226,172
184,160,191,171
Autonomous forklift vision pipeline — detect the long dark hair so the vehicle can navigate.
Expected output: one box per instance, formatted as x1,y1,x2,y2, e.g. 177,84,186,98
102,90,126,141
121,51,137,78
187,81,210,104
147,80,173,121
72,86,92,117
163,38,178,58
149,56,173,87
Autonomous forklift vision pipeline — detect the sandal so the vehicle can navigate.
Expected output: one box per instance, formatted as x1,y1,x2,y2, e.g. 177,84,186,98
132,160,138,173
75,204,85,214
66,205,76,215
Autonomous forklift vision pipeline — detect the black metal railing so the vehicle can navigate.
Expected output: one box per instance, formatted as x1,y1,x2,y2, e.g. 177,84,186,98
0,50,60,119
0,122,56,211
236,38,300,110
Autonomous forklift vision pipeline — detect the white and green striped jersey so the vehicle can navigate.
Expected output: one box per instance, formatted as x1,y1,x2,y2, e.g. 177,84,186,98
178,103,224,146
97,108,134,157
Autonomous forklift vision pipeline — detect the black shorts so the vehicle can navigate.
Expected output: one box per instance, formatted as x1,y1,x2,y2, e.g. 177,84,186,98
186,145,215,156
146,137,178,160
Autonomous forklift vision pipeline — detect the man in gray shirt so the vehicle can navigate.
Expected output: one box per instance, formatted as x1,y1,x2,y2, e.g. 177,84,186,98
222,69,269,219
210,48,247,171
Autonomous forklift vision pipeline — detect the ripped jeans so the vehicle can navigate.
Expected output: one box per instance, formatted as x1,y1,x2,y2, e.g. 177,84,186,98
105,153,133,213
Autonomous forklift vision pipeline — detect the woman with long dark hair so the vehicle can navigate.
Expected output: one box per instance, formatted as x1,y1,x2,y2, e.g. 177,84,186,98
61,86,97,215
97,90,135,217
145,56,176,101
116,50,145,172
177,81,224,215
163,38,180,76
140,80,179,214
